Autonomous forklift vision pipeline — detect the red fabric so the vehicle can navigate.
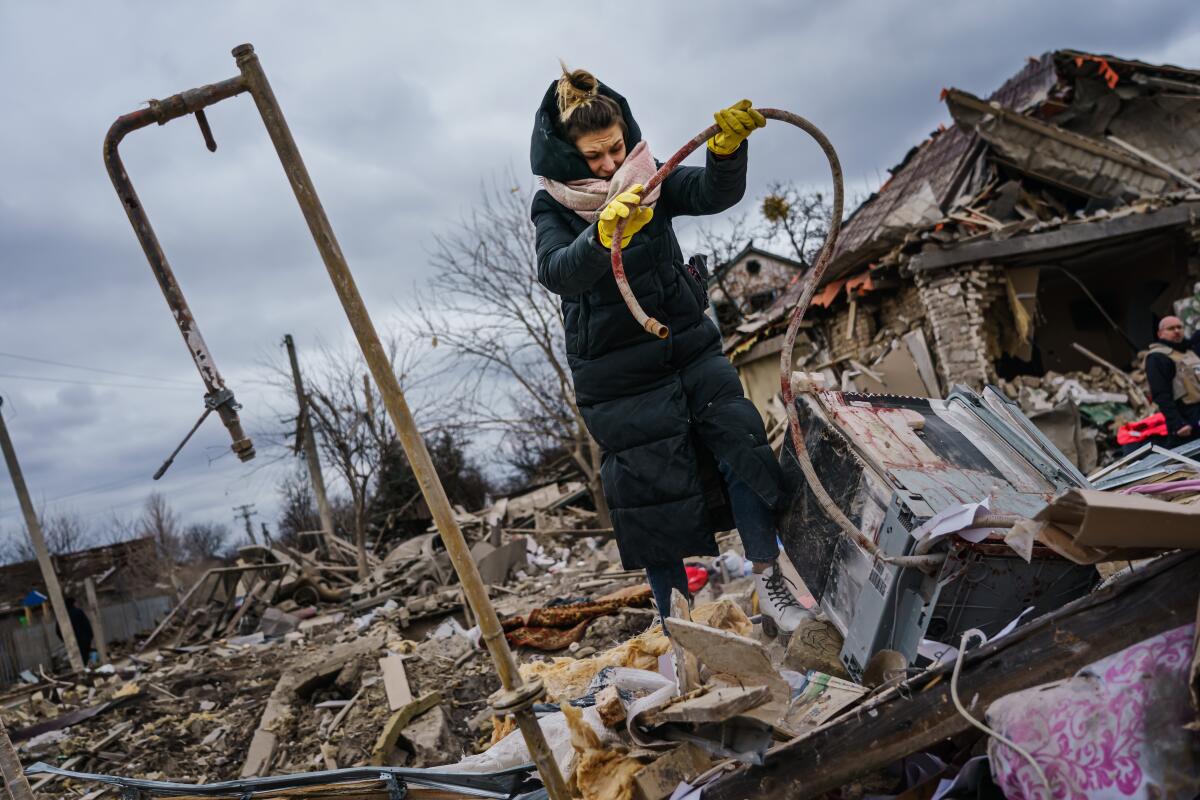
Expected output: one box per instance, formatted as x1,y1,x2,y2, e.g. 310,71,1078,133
1117,413,1168,445
501,587,653,651
685,565,709,594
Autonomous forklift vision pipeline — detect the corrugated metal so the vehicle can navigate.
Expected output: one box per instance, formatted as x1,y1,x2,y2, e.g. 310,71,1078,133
0,595,171,684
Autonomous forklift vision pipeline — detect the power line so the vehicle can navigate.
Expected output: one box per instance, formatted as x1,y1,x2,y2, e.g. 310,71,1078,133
0,459,272,522
0,350,194,386
0,372,194,392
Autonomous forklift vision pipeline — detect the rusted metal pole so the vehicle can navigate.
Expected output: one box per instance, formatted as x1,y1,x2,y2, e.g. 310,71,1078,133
230,44,569,799
0,398,85,674
0,716,35,800
282,334,338,556
104,77,255,467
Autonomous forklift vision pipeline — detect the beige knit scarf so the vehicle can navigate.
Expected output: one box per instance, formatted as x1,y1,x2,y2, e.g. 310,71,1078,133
539,140,661,223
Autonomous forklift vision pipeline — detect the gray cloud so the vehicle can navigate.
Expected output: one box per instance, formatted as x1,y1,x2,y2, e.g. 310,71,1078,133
2,0,1198,549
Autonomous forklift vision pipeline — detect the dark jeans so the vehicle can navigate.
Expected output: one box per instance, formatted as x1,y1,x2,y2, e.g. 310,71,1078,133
646,460,780,617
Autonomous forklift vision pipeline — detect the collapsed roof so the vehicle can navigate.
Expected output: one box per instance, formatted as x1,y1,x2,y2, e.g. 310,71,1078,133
737,49,1200,345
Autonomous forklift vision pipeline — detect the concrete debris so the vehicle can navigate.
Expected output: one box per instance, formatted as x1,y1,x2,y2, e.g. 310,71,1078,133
594,685,626,728
631,743,712,800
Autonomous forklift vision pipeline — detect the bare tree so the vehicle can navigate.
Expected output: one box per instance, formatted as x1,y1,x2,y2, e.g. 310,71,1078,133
303,351,384,578
138,492,182,599
97,512,137,547
262,332,478,573
0,522,36,564
692,181,832,298
758,182,831,268
414,177,611,526
276,468,321,547
689,182,832,336
0,510,91,564
44,511,90,555
694,210,757,322
181,522,229,563
300,340,442,577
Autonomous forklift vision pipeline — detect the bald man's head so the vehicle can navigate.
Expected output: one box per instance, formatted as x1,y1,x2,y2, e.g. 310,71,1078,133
1159,316,1185,343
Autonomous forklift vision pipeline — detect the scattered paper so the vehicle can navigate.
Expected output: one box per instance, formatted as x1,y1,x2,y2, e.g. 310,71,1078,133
910,498,994,543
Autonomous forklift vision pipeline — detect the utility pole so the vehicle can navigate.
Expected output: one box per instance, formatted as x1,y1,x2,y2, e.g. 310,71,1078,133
233,504,258,545
0,398,85,674
283,334,337,555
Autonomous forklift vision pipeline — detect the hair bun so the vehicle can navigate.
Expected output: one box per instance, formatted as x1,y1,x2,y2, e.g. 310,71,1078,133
556,61,599,123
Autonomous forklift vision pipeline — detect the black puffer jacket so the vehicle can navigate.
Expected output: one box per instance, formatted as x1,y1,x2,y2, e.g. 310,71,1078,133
530,81,783,569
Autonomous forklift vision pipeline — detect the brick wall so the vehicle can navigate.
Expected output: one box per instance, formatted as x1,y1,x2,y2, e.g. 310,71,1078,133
824,298,877,362
915,264,1007,389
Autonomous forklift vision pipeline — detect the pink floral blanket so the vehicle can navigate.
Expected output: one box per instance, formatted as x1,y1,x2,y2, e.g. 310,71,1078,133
985,623,1199,799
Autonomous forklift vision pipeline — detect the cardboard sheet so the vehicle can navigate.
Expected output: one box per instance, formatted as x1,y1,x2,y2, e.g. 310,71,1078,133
1037,488,1200,548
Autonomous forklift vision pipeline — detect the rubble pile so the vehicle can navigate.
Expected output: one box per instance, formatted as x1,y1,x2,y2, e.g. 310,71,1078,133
5,398,1199,799
3,605,488,784
995,366,1148,468
4,454,1200,800
1,481,690,794
996,366,1145,413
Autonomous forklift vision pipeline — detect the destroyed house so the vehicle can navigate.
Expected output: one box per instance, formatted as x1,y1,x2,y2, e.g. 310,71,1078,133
0,537,171,683
727,51,1200,459
707,244,807,331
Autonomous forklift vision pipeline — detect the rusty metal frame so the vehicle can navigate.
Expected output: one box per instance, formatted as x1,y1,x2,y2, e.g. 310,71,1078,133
104,77,255,469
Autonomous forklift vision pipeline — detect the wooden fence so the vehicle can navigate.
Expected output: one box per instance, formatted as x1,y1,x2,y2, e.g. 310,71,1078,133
0,595,170,684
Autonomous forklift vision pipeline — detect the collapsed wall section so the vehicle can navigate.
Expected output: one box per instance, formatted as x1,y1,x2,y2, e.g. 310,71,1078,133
915,264,1008,390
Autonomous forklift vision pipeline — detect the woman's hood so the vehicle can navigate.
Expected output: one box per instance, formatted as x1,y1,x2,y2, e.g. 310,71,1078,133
530,79,642,183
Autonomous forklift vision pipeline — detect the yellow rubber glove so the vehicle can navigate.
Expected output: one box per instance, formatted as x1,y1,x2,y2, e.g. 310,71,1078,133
597,184,654,249
707,99,767,156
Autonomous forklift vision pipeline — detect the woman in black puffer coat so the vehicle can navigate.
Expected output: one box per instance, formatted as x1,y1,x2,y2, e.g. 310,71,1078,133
530,65,807,633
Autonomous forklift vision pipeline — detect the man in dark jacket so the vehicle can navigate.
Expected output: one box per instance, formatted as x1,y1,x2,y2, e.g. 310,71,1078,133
55,595,94,665
1144,315,1200,446
531,69,809,634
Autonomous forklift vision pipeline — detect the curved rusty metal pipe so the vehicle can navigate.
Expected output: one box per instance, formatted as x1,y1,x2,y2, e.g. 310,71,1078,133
612,109,947,572
607,121,716,338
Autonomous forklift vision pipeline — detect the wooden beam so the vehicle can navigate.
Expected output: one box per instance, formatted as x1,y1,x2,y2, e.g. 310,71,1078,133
84,577,109,664
704,550,1200,800
908,201,1198,272
0,401,84,674
138,564,283,652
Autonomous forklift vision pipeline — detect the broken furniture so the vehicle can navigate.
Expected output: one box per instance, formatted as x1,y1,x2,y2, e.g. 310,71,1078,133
780,384,1098,680
138,564,290,651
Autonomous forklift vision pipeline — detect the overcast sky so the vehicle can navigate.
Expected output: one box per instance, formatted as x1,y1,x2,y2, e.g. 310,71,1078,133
2,1,1198,552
